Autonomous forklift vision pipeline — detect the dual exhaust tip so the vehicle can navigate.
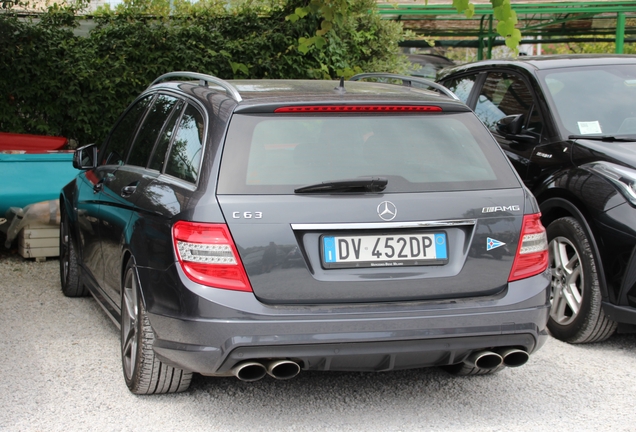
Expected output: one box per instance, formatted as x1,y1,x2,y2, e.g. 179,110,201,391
465,348,530,370
232,359,301,382
232,348,529,381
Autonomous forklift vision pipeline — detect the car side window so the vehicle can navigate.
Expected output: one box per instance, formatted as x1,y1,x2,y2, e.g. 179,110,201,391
100,95,153,166
165,104,205,183
127,94,179,168
442,74,478,104
475,72,543,137
148,101,184,172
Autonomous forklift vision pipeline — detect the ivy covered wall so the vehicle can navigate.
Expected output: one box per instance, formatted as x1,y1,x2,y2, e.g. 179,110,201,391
0,0,407,145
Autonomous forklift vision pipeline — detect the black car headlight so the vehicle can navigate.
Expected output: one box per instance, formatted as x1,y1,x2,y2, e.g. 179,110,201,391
584,161,636,206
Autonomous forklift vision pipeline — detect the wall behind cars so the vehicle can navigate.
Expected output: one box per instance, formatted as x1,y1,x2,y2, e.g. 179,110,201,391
0,0,407,146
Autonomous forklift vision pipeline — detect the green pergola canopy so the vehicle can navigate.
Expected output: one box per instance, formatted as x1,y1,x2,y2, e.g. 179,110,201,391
377,1,636,58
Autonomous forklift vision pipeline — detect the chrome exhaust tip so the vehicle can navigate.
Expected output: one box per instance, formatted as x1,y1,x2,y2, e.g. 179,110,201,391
232,361,267,382
465,350,503,370
266,360,301,380
497,348,529,368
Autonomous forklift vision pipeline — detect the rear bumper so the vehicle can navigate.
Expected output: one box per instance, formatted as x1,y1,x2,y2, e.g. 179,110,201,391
141,265,551,376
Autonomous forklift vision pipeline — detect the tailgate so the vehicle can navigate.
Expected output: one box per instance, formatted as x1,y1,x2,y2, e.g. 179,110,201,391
218,189,525,304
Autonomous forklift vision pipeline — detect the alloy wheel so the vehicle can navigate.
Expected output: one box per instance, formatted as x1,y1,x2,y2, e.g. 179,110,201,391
549,236,584,326
60,218,69,285
121,268,139,381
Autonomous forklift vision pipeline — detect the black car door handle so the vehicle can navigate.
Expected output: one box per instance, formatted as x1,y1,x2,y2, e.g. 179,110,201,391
93,173,115,193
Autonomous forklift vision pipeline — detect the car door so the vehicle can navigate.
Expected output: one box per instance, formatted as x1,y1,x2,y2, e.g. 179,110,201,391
471,71,547,187
129,102,207,291
99,93,181,301
76,95,153,295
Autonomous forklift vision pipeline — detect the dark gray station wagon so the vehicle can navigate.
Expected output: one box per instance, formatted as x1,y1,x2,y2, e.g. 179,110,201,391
60,72,551,394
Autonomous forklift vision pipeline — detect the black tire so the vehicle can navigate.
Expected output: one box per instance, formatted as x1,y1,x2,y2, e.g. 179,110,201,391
120,258,192,394
59,210,88,297
546,217,617,343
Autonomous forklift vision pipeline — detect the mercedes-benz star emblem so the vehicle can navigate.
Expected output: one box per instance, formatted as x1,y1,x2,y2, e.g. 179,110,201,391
377,201,397,221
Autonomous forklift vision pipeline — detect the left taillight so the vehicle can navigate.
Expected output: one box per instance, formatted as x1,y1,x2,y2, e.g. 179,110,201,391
508,213,549,282
172,221,252,292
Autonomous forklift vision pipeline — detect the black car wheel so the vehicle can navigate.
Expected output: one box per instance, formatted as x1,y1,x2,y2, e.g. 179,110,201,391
59,210,88,297
547,217,617,343
121,258,192,394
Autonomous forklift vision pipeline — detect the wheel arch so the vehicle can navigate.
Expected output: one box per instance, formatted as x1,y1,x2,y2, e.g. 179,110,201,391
120,248,152,314
538,191,610,302
59,191,81,261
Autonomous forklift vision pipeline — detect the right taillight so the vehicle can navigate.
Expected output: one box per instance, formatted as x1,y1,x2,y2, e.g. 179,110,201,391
508,213,548,282
172,221,252,292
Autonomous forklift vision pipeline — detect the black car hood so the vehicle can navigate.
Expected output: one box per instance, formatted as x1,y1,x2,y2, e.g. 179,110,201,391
572,138,636,168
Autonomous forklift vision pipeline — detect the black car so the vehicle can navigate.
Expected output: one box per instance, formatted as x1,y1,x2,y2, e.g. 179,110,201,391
439,54,636,344
60,72,550,394
407,54,455,79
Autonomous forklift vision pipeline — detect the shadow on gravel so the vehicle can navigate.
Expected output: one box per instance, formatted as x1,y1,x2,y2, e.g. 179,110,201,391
573,332,636,356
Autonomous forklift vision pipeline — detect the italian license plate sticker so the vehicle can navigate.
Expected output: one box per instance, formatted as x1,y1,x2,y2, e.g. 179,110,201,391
322,232,447,268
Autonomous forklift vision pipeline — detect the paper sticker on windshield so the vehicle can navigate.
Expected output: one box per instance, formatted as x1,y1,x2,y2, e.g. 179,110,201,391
625,80,636,87
578,121,602,135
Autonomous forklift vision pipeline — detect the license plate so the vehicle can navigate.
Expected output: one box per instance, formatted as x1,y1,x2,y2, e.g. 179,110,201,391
321,232,448,269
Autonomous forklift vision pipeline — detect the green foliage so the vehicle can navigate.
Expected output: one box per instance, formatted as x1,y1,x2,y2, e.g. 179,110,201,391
0,0,406,145
291,0,523,54
453,0,520,51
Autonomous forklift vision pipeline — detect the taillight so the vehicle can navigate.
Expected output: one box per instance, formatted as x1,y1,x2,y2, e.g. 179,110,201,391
273,105,442,113
172,221,252,292
508,213,549,282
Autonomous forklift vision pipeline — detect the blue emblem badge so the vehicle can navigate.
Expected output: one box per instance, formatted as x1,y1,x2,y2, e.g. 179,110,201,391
487,237,506,251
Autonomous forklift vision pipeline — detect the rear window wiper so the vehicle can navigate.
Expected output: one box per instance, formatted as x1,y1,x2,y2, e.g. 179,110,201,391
294,177,388,194
568,134,636,142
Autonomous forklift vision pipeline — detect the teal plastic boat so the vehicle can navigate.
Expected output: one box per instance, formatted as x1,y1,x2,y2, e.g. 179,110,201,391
0,151,77,216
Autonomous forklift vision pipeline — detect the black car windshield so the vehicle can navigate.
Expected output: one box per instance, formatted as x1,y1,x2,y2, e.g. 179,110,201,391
217,112,519,194
538,64,636,139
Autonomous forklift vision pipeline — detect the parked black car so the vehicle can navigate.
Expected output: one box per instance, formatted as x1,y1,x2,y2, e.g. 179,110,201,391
60,72,550,394
439,54,636,344
407,53,455,79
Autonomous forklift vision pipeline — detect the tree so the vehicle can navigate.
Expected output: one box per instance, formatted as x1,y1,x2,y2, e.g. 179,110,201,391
288,0,521,53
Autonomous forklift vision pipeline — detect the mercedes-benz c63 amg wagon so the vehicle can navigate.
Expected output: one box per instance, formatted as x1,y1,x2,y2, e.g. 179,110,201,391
60,72,550,394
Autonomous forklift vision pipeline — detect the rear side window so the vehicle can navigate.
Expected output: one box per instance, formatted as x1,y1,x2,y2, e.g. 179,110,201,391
127,94,179,168
101,95,152,166
165,104,205,183
218,113,520,194
442,74,478,104
148,102,184,172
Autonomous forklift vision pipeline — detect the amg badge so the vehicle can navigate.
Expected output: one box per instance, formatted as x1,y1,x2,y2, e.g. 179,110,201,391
482,205,520,213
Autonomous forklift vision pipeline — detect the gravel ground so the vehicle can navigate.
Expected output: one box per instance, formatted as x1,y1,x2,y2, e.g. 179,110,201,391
1,250,635,432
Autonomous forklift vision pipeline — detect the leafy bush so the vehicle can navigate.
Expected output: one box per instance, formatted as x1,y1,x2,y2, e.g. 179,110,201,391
0,0,407,145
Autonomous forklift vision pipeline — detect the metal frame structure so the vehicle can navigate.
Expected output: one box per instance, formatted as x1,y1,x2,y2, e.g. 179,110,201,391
377,1,636,59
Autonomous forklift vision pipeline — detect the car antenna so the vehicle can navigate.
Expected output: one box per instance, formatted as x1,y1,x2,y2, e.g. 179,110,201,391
334,77,346,94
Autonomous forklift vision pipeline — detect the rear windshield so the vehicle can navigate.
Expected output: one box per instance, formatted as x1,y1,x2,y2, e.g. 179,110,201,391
217,113,519,194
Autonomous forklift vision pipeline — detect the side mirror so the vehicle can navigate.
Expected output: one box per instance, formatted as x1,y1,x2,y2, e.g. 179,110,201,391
496,114,537,143
73,143,98,170
496,114,525,136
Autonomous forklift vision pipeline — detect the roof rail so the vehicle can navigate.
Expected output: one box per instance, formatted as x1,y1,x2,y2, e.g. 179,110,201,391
349,73,460,101
150,71,243,102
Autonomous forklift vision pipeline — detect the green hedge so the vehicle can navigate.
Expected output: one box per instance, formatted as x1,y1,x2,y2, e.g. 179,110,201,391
0,0,407,146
